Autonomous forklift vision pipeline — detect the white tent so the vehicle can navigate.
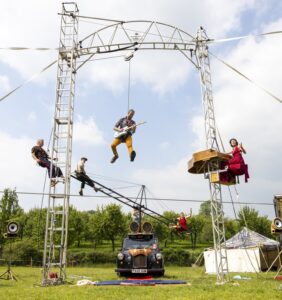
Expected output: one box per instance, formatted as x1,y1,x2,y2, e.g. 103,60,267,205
204,227,280,273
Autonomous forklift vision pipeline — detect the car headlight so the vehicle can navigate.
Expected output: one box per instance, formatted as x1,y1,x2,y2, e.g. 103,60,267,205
156,253,162,260
117,253,124,260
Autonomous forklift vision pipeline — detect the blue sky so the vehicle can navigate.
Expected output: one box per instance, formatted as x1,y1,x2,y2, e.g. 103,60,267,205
0,0,282,219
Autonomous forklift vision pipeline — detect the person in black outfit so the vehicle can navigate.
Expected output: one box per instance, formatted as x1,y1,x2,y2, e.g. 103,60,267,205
31,139,64,187
75,157,98,196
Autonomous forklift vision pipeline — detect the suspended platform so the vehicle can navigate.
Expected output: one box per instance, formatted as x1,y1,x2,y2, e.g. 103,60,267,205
187,149,236,185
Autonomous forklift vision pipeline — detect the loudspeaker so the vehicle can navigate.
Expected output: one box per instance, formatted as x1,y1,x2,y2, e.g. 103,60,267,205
5,221,20,238
130,221,139,233
271,217,282,234
142,222,153,233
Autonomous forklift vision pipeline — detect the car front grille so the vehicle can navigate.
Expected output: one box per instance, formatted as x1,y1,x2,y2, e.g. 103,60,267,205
133,255,147,268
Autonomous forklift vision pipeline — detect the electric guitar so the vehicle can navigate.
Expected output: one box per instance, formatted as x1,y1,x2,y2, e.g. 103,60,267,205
114,121,146,138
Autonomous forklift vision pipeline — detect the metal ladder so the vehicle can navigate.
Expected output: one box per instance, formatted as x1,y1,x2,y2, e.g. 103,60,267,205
42,2,79,285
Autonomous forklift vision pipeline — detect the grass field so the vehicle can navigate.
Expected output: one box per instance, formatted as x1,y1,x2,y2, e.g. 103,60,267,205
0,265,281,300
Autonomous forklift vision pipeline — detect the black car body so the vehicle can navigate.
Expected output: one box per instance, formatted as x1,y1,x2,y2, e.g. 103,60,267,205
115,233,164,276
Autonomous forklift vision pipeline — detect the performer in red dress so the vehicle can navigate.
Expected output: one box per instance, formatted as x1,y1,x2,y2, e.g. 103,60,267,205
170,210,192,233
227,138,249,182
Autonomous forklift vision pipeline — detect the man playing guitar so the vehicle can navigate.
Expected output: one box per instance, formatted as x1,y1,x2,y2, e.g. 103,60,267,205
111,109,137,163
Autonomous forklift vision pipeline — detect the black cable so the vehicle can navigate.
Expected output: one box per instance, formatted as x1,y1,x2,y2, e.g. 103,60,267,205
0,190,273,206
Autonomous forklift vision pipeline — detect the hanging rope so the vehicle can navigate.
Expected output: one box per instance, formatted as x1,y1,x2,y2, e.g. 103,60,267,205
36,128,54,250
127,59,131,111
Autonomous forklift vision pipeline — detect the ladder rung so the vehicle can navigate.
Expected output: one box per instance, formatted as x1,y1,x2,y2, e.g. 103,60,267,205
48,227,64,231
48,263,64,267
50,194,65,198
55,119,73,125
47,245,62,249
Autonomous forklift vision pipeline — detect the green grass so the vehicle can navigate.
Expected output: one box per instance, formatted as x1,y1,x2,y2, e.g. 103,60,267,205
0,265,281,300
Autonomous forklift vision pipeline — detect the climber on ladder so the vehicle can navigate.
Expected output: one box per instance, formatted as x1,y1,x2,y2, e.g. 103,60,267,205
31,139,64,187
74,157,99,195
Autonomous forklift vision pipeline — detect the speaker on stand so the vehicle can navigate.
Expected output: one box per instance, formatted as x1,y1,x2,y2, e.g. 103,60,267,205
0,221,20,281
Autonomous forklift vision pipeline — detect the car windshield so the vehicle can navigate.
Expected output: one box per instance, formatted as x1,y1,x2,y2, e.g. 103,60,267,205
123,238,157,250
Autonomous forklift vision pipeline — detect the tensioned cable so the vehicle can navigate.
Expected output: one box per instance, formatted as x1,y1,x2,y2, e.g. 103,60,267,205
0,54,125,103
127,59,131,112
208,30,282,44
0,190,273,206
59,13,124,23
0,47,59,51
86,172,141,186
37,128,53,249
209,51,282,104
0,60,57,102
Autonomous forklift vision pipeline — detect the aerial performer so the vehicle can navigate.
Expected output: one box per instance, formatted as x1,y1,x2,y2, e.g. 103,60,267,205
170,209,192,233
75,157,99,196
110,109,137,163
225,138,249,182
31,139,64,187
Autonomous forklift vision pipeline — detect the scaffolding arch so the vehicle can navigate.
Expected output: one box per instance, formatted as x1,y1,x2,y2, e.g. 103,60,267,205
43,2,228,285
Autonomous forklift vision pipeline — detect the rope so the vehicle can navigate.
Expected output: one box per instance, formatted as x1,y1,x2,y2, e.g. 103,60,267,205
0,60,57,102
0,189,272,206
210,51,282,104
36,128,54,250
208,30,282,44
127,59,131,112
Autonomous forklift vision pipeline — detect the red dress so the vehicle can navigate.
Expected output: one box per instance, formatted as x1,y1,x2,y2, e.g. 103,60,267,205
227,146,249,182
178,217,187,232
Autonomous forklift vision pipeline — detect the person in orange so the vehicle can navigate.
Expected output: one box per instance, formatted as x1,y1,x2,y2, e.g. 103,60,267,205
110,109,137,163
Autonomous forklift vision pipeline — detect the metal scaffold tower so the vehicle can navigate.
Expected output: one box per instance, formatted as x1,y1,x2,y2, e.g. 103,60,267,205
42,2,79,285
195,27,229,283
41,2,228,283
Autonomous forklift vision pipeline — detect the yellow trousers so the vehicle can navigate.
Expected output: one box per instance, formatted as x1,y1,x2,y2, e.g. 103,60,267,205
111,135,133,156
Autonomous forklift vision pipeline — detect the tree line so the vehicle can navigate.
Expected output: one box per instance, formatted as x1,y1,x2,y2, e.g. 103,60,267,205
0,188,273,260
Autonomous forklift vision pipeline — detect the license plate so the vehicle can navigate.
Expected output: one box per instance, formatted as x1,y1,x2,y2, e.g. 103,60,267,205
132,269,147,274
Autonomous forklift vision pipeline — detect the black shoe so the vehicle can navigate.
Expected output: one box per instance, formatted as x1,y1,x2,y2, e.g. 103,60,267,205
130,151,136,162
110,155,119,163
79,190,83,196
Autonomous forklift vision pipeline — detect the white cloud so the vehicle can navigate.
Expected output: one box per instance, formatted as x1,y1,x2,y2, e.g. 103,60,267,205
159,141,170,150
0,0,256,94
0,75,11,92
0,131,44,197
27,111,37,122
73,115,106,146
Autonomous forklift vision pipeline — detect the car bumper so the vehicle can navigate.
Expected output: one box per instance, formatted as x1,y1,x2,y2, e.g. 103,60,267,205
115,268,164,274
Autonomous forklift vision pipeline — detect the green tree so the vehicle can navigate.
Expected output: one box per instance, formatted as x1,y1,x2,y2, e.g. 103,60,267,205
0,189,24,245
67,207,90,247
102,204,127,251
198,200,211,217
188,215,205,249
238,206,272,237
91,204,127,252
21,208,47,248
224,218,239,240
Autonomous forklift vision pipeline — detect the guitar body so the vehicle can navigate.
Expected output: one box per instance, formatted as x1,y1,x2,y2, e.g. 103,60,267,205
114,127,130,139
113,121,146,139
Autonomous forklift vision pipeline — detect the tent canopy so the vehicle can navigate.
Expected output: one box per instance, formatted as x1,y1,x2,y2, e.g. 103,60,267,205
224,227,279,249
